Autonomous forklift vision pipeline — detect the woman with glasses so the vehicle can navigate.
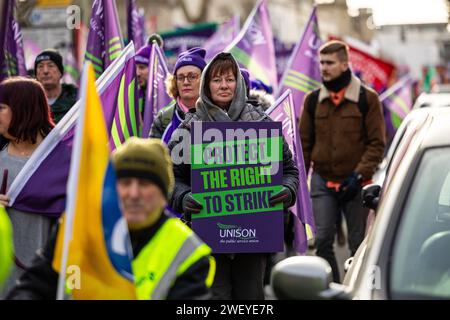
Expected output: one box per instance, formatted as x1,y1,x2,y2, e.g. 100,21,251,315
149,47,206,144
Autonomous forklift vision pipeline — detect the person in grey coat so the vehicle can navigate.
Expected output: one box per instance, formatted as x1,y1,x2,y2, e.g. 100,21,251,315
167,52,299,300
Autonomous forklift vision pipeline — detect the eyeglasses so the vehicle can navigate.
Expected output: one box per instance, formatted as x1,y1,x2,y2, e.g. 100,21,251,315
176,73,200,83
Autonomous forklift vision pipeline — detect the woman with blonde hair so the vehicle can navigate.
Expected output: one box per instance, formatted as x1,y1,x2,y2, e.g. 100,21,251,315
149,47,206,144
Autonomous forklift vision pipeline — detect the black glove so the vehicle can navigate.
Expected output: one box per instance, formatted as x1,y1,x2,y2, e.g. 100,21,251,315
338,172,362,202
269,186,294,209
182,192,203,221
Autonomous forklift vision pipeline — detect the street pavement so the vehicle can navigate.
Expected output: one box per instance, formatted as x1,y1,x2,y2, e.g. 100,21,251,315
265,222,351,299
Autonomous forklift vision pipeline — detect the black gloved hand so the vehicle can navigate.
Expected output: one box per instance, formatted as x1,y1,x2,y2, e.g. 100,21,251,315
269,186,294,209
182,192,203,221
338,172,362,202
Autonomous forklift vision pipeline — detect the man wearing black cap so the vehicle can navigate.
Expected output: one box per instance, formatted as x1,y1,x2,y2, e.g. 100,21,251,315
35,49,78,124
6,138,215,300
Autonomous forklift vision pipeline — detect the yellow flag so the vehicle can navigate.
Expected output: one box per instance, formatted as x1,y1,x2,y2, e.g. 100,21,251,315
53,63,136,299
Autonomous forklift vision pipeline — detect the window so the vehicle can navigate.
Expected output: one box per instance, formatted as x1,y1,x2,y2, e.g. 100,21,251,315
390,147,450,299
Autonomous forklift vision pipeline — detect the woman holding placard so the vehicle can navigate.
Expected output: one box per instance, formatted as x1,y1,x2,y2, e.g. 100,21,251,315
168,52,299,300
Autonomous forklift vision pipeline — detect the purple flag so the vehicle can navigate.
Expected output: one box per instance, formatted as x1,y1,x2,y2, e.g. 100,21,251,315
141,44,173,138
62,47,80,86
203,16,240,62
0,0,26,82
277,7,322,118
0,1,6,46
127,0,145,50
7,44,138,217
379,76,413,139
274,37,295,83
266,89,316,253
225,0,278,91
106,55,140,151
85,0,123,79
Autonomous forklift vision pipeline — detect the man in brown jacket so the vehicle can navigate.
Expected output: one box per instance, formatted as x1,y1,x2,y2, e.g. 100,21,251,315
299,40,385,283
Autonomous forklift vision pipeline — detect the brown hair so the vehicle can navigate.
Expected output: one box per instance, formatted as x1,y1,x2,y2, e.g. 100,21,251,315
165,73,179,99
204,53,238,101
0,77,54,144
319,40,349,62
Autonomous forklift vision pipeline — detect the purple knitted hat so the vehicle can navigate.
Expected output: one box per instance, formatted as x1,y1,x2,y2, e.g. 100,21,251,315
173,47,207,74
135,45,152,65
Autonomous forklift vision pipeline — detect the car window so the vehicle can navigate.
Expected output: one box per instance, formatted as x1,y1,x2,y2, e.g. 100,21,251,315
439,173,450,206
383,119,421,190
390,147,450,299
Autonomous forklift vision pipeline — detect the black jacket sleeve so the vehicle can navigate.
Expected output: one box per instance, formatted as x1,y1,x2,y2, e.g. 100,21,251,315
6,224,59,300
167,126,192,214
166,256,212,300
281,136,299,208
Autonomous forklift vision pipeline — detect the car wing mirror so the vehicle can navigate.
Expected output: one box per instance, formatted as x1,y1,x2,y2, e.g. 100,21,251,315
271,256,349,300
362,184,381,210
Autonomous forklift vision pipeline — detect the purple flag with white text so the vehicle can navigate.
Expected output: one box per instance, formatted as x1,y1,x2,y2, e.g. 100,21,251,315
127,0,145,50
266,89,316,253
379,76,414,140
0,0,26,82
142,44,173,138
225,0,278,91
204,16,240,62
7,44,138,217
85,0,123,79
277,7,322,118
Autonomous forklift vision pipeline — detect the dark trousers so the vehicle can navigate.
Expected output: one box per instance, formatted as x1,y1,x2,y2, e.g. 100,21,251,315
211,253,266,300
311,172,368,283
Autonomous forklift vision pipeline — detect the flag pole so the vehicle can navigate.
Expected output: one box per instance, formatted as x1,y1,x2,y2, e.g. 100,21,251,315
379,75,412,102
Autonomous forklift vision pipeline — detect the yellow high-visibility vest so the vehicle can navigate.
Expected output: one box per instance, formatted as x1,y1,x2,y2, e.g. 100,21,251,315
0,206,14,286
132,218,215,300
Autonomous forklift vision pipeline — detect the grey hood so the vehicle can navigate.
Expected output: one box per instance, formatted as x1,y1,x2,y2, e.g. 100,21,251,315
196,52,248,122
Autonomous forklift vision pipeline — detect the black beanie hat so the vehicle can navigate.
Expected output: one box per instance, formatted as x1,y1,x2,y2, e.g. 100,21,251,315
35,49,64,76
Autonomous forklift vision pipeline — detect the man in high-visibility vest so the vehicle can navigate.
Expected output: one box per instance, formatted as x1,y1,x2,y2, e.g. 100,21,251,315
6,138,215,300
0,206,13,289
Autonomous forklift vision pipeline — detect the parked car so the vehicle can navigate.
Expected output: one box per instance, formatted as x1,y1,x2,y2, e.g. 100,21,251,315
374,90,450,186
413,92,450,109
271,107,450,299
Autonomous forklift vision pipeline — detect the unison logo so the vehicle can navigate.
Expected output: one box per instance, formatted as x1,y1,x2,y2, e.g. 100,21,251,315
217,223,257,240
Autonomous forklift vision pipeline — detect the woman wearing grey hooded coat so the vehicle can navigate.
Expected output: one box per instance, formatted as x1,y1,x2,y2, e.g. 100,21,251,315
167,52,299,300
